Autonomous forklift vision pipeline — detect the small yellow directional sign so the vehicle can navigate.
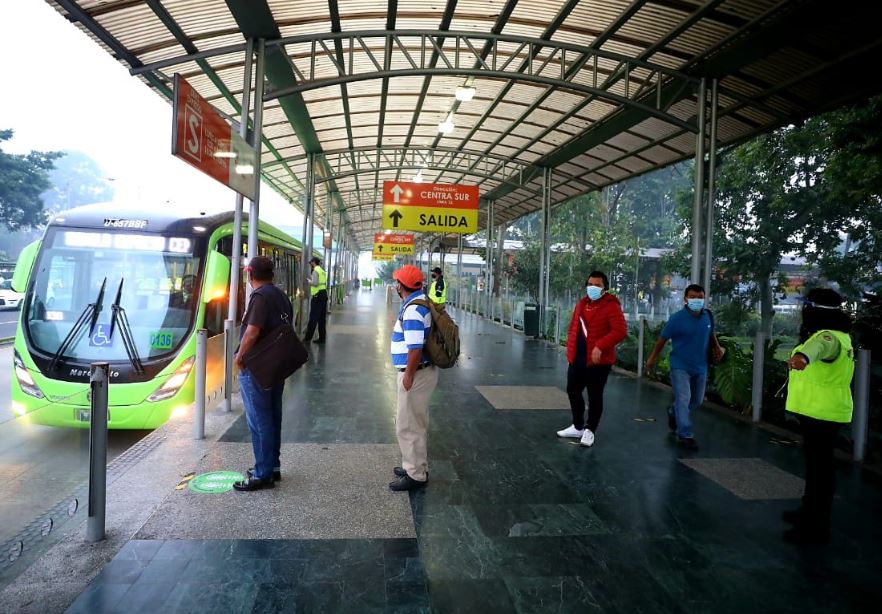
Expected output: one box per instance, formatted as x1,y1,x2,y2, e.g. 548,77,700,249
373,233,414,256
382,181,479,234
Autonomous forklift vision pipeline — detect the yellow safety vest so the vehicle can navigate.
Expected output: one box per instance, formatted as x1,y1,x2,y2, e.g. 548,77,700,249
429,279,447,304
310,265,327,297
786,330,854,423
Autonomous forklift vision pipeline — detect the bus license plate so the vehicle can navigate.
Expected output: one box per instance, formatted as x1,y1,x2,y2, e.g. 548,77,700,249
76,409,111,422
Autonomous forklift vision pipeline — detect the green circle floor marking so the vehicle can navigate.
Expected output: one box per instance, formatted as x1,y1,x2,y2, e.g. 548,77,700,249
188,471,245,494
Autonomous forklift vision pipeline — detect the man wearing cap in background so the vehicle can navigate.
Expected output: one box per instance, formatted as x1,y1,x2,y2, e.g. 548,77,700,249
429,266,447,306
389,264,438,491
303,256,328,344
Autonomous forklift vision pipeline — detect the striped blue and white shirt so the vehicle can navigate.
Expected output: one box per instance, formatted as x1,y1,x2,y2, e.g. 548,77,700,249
391,291,432,368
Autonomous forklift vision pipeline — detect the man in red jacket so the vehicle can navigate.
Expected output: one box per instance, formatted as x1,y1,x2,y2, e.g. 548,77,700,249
557,271,627,447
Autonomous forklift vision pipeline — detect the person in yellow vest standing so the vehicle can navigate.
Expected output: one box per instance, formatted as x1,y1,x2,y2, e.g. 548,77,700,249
304,256,328,344
429,267,447,306
783,288,854,545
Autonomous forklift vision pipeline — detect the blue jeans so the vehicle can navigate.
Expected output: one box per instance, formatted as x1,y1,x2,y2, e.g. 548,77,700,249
239,370,284,480
669,369,707,439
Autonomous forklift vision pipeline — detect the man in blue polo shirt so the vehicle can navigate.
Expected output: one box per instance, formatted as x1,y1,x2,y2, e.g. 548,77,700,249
389,264,438,491
646,284,723,450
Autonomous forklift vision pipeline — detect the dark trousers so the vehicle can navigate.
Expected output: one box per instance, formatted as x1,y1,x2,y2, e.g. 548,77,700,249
304,290,328,341
799,415,840,532
566,362,612,432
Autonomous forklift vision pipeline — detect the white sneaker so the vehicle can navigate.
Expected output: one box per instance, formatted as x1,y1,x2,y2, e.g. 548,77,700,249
580,429,595,447
556,424,584,438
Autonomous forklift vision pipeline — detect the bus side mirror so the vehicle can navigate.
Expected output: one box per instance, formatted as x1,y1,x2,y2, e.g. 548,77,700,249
203,250,231,303
12,240,41,293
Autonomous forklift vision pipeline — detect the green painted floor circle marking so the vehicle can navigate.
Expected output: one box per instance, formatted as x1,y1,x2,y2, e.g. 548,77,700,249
188,471,245,494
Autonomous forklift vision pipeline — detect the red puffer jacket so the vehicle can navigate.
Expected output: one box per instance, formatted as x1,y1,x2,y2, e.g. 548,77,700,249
565,293,627,366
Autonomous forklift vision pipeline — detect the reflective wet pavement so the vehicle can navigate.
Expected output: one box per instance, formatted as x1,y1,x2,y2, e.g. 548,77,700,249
30,289,882,612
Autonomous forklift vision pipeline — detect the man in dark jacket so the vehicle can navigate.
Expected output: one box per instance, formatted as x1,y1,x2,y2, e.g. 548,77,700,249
232,256,293,491
557,271,627,447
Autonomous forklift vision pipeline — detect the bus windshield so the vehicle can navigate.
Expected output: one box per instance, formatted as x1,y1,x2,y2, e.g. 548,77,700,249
25,228,202,363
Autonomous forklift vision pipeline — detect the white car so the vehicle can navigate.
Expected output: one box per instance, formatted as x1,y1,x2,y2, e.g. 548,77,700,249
0,279,23,309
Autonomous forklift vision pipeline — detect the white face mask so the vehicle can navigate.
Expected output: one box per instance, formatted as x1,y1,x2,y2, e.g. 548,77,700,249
586,286,603,301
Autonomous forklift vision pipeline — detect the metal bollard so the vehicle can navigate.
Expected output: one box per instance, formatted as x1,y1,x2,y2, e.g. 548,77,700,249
751,331,765,422
853,349,871,462
87,363,109,543
637,316,645,378
223,319,234,412
194,329,208,440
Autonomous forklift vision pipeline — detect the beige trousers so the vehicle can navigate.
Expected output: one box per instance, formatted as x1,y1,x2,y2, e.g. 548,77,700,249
395,365,439,482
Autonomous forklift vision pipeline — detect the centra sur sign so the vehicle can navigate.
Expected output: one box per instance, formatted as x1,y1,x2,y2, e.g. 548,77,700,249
419,213,470,228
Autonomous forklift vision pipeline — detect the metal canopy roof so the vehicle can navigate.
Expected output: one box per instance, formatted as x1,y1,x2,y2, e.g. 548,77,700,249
49,0,882,250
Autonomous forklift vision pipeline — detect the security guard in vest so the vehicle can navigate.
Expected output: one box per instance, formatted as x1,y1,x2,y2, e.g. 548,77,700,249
429,267,447,306
783,288,854,545
304,256,328,344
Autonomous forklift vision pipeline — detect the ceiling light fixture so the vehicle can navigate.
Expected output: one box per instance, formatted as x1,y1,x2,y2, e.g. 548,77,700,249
438,113,455,134
455,85,476,102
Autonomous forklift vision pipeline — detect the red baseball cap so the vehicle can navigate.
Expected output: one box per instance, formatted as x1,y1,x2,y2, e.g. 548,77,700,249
393,264,424,289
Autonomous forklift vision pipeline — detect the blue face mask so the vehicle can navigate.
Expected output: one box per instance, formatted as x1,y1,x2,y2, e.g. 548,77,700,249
686,298,705,312
586,286,603,301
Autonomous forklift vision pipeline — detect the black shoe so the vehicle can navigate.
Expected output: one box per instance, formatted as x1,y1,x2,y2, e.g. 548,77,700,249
783,526,829,546
782,508,803,525
393,467,429,478
233,476,275,491
677,437,699,450
247,468,281,482
667,412,677,432
389,474,427,491
313,338,326,344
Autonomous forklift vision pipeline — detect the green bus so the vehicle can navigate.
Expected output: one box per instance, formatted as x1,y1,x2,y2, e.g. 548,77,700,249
10,203,308,429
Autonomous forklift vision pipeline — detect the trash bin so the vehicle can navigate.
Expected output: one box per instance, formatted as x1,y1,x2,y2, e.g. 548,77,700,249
522,303,539,337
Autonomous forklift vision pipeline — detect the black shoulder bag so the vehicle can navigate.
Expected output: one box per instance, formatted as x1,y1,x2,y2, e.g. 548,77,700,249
241,286,309,389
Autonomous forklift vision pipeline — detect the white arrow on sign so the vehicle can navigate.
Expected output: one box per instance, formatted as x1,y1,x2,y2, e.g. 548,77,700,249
390,184,403,203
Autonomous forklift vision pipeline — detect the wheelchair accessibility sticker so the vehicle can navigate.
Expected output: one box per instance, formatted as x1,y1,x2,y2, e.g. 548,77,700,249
89,324,113,347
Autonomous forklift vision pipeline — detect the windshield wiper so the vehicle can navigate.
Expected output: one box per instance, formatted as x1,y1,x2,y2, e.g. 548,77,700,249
110,278,144,374
48,277,107,372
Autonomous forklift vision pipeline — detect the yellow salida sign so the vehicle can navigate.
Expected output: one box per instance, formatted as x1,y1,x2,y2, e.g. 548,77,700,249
381,181,479,234
381,205,478,233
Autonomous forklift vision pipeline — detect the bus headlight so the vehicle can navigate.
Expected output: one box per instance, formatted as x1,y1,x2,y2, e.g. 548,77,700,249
147,357,194,402
14,351,45,399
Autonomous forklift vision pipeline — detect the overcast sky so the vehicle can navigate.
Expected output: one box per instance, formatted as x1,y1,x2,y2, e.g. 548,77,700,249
0,0,305,227
0,1,388,275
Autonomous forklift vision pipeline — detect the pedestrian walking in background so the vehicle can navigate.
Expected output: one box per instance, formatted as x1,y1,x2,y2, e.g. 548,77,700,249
557,271,627,447
645,284,724,450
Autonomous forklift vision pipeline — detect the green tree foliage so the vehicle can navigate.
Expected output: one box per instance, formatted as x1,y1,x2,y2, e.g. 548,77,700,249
504,162,690,303
711,96,882,336
809,97,882,296
0,129,61,231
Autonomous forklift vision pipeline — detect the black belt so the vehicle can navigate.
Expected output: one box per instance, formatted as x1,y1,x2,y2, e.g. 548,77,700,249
397,363,431,372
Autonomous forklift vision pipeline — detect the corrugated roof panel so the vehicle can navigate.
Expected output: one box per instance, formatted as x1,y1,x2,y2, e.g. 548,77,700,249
664,19,735,59
164,0,237,40
94,4,171,53
268,0,328,22
717,0,778,21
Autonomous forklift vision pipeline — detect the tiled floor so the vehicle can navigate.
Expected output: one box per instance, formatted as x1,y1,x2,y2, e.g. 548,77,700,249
66,290,882,613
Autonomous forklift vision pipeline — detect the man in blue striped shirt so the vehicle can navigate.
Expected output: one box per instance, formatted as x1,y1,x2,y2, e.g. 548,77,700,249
389,265,438,491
